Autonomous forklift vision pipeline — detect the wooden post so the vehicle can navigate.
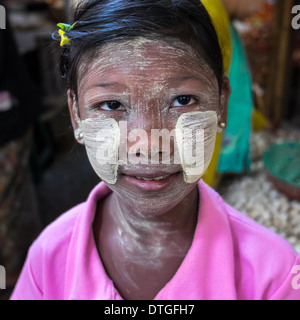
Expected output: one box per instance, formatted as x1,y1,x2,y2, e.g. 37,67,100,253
265,0,294,130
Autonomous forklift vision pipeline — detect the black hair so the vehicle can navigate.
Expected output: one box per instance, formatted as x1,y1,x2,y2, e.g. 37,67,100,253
55,0,224,99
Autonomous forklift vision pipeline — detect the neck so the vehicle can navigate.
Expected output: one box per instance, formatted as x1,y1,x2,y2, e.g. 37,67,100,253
103,185,199,266
93,184,200,299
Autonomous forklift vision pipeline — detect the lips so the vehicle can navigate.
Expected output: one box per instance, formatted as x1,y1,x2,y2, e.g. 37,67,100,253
134,175,171,181
121,170,181,192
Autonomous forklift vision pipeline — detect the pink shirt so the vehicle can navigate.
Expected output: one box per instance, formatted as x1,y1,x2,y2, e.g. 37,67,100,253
10,181,300,300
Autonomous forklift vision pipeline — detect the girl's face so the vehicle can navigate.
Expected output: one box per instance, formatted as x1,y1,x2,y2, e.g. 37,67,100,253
68,37,230,216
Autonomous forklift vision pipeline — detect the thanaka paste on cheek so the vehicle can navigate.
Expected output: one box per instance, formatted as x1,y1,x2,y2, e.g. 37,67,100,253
76,37,220,218
81,117,120,184
80,111,217,186
175,111,218,184
72,38,224,293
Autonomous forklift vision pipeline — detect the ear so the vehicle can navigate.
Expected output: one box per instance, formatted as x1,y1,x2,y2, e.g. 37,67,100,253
67,89,85,145
217,76,231,133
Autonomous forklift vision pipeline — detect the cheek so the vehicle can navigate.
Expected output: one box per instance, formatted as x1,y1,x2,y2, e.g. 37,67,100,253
80,111,217,188
81,118,120,184
175,111,218,184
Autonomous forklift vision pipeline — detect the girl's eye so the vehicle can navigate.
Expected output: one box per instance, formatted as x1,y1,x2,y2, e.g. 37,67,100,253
98,101,125,111
171,95,197,107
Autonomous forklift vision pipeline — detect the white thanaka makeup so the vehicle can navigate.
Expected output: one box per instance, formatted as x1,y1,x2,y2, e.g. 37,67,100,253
80,111,217,186
176,111,218,184
81,117,120,184
81,113,217,273
112,196,191,269
77,37,219,120
76,37,221,187
65,29,231,300
74,37,224,285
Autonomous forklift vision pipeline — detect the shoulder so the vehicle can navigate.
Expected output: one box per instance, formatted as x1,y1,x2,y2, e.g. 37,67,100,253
222,197,297,261
201,180,296,256
223,197,296,253
200,181,300,299
26,202,87,282
28,181,110,281
225,203,300,299
11,182,111,299
32,202,85,253
10,202,87,300
30,182,110,256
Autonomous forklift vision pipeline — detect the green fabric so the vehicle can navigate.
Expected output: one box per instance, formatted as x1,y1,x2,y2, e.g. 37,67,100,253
217,23,253,173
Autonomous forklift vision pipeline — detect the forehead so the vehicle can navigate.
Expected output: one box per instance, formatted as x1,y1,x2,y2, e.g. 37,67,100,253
77,37,217,93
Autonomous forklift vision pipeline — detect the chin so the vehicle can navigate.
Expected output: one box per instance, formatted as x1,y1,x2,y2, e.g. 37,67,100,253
106,174,198,218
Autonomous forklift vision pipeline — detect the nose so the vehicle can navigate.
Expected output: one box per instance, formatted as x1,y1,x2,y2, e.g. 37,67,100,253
125,112,176,165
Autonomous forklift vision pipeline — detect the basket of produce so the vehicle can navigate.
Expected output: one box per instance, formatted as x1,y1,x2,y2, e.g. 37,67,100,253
263,142,300,201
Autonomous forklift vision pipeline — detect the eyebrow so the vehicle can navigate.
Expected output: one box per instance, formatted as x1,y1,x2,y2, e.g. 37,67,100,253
169,76,205,84
90,82,127,90
86,76,207,93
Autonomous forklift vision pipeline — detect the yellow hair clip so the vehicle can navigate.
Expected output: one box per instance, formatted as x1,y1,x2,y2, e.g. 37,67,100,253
57,22,77,47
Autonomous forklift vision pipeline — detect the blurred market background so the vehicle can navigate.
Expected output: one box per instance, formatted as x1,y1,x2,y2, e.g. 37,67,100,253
0,0,300,299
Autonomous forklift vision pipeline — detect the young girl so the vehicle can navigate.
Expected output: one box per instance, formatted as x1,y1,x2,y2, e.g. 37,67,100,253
11,0,300,300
